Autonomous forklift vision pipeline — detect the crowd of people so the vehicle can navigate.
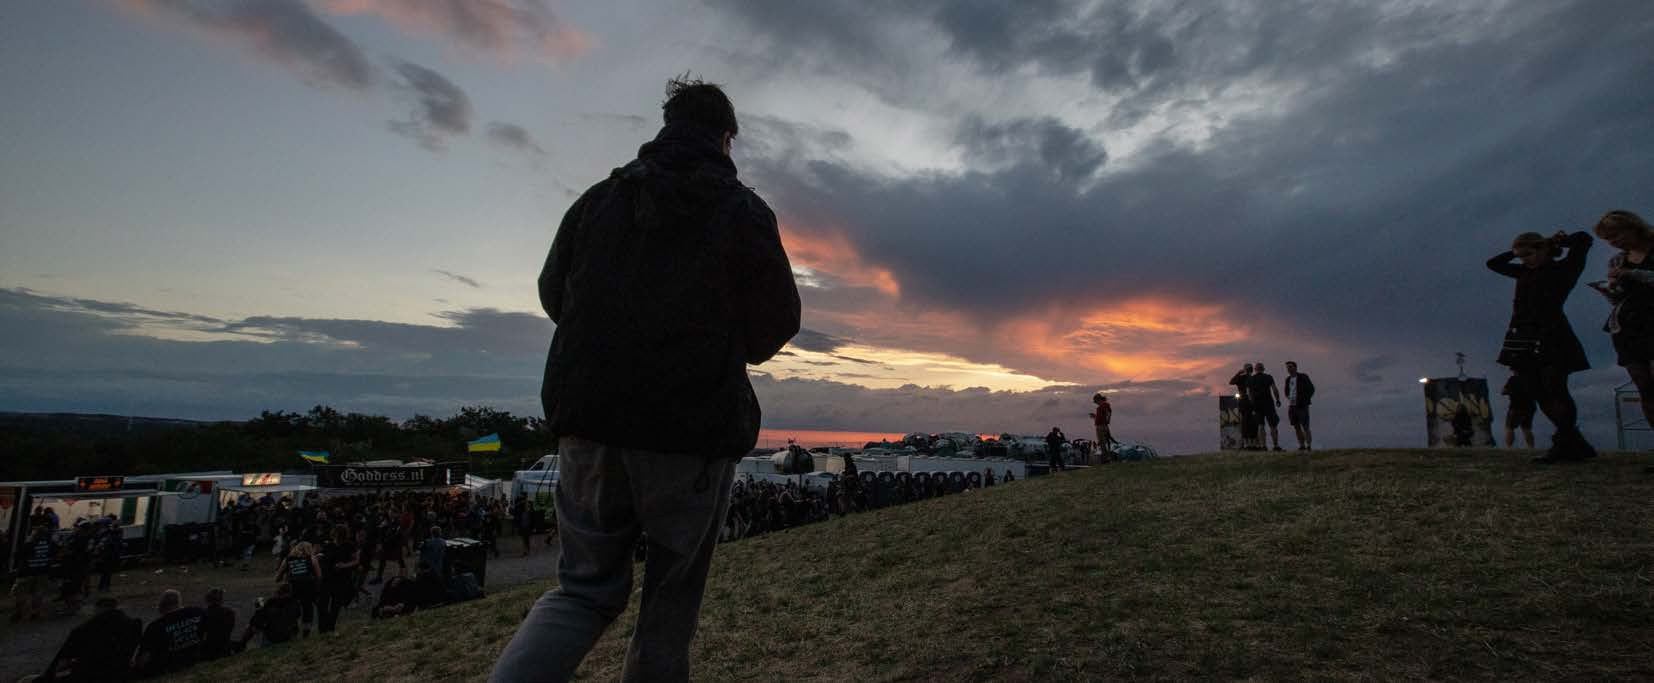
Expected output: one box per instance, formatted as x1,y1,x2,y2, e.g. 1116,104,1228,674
9,510,127,623
719,453,1021,543
20,487,520,680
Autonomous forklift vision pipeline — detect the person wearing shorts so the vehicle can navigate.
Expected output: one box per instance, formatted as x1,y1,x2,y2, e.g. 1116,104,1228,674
1501,374,1536,448
1283,361,1315,451
1247,362,1284,451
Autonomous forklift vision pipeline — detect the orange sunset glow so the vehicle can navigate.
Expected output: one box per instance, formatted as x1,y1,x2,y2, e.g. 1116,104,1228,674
999,297,1250,380
779,223,902,297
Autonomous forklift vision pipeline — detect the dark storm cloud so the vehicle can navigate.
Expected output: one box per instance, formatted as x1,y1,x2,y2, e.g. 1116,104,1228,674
956,116,1107,183
224,307,550,357
388,60,473,151
485,122,548,157
787,327,851,353
432,269,482,288
0,289,553,420
2,287,223,329
730,0,1654,363
119,0,374,90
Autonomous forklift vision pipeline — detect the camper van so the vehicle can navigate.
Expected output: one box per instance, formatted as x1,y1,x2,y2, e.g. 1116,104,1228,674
512,454,559,511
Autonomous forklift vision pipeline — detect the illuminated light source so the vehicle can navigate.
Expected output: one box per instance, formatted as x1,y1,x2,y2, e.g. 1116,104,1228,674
1419,377,1430,384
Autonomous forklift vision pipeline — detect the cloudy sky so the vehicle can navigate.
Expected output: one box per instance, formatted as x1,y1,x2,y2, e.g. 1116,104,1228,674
2,1,1651,453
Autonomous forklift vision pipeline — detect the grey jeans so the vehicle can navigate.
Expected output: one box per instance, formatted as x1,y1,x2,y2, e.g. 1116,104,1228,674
489,436,735,683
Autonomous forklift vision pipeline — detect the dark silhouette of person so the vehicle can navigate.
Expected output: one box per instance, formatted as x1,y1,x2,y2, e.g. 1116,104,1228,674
492,77,799,683
42,595,141,681
1283,361,1316,451
1488,229,1595,462
1045,427,1067,471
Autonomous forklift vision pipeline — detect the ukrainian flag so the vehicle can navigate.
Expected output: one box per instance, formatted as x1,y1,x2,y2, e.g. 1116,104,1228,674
467,433,503,453
298,450,330,464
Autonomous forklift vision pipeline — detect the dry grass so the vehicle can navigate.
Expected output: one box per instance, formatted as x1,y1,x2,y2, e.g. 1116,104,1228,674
182,449,1654,681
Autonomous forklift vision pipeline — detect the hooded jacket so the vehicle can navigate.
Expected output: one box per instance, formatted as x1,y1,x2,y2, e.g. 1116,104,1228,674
539,122,800,458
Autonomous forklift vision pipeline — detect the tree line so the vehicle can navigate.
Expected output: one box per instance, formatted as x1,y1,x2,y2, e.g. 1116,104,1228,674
0,405,556,482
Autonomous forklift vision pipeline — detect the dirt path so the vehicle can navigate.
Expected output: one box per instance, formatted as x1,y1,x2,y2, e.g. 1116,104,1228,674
0,533,561,681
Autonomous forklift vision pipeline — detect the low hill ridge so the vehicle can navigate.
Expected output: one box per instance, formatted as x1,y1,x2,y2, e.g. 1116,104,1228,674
182,450,1654,681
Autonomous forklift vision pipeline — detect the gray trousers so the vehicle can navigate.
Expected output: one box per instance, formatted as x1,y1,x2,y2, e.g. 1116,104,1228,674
489,436,735,683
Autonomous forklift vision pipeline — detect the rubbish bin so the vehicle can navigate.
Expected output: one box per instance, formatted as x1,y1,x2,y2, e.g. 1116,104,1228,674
444,537,487,588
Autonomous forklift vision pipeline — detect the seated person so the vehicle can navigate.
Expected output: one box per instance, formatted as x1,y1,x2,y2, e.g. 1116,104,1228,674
198,588,236,661
133,589,205,678
372,576,417,618
41,596,142,681
240,583,301,648
411,562,448,610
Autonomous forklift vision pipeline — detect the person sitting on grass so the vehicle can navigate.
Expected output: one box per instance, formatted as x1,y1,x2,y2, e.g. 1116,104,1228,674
199,588,237,661
41,596,141,681
133,589,205,678
372,575,418,619
241,583,301,648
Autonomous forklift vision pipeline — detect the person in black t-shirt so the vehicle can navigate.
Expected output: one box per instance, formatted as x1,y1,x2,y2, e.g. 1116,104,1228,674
1247,362,1284,451
42,595,142,681
274,541,320,637
12,526,57,622
242,583,301,647
134,589,205,678
199,588,237,661
316,525,358,633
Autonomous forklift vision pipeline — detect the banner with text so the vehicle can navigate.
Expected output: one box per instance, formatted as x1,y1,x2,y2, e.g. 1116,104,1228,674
315,462,467,489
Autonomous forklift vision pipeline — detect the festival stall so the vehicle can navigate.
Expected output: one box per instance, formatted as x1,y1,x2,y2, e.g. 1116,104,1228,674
0,475,185,571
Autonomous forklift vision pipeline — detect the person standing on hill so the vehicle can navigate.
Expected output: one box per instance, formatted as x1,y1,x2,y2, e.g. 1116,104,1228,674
1229,364,1257,450
491,77,800,683
1500,374,1536,448
1488,229,1596,462
1247,363,1284,451
1090,393,1117,462
1592,211,1654,437
1045,427,1068,471
1283,361,1315,451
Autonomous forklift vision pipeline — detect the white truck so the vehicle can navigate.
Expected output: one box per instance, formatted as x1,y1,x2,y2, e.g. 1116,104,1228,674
511,454,559,511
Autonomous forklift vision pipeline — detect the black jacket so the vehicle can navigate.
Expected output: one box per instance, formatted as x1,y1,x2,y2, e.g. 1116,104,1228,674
45,608,142,681
1285,373,1315,407
539,123,801,458
1487,231,1592,372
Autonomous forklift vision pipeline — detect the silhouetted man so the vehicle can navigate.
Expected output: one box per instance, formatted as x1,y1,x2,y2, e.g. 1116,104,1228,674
492,77,799,683
133,589,205,677
1229,363,1258,449
42,596,141,681
1283,361,1316,451
1248,362,1284,451
1045,427,1067,471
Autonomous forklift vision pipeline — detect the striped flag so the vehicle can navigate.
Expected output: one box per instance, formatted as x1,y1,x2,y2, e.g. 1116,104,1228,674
467,433,503,453
298,450,330,464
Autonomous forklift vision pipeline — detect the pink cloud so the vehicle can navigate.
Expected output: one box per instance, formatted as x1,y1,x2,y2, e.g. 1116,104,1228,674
315,0,592,63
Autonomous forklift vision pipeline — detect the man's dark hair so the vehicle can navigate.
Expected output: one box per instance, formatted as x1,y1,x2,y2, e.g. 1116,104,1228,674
662,76,738,137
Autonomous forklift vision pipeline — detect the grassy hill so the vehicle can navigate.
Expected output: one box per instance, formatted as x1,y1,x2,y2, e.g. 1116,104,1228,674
180,450,1654,681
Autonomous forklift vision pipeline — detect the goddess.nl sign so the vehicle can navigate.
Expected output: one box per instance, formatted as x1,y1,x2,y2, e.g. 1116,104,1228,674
315,463,466,489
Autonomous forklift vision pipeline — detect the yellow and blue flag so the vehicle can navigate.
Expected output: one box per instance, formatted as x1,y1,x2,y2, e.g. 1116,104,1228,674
298,450,330,464
467,433,502,453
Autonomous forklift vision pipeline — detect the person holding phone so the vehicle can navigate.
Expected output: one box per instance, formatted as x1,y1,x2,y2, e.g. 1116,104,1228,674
1593,210,1654,435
